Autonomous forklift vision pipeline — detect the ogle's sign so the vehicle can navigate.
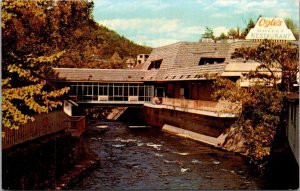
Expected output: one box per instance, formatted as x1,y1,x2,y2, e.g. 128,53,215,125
246,17,296,41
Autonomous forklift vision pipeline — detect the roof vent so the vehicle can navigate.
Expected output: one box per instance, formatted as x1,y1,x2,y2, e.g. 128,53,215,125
128,75,132,78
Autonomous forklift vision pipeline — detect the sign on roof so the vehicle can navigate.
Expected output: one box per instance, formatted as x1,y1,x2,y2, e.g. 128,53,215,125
246,17,296,41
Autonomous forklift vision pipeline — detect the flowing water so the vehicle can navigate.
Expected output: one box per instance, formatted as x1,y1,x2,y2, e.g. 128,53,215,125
72,121,269,190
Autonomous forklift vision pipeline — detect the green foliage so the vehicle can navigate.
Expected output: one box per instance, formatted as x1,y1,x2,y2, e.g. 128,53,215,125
241,18,255,38
227,27,242,39
215,32,228,40
213,40,298,170
201,27,215,39
284,18,299,40
2,0,151,129
232,40,299,92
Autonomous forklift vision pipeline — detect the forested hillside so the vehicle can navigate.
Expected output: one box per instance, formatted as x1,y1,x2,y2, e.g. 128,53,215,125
2,0,151,129
49,1,152,68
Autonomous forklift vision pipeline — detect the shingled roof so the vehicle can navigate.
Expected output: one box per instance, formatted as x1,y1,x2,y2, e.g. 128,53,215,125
141,40,259,70
143,64,227,81
47,40,261,83
47,68,147,82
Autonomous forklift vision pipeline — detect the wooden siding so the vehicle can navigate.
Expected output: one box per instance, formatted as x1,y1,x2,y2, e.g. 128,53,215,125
3,111,70,149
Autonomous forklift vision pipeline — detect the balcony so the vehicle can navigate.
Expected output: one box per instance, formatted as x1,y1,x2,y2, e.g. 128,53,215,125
65,116,86,137
144,97,241,118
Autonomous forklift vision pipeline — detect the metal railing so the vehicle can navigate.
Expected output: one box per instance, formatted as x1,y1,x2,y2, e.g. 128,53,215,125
65,116,86,137
2,111,71,150
150,97,241,114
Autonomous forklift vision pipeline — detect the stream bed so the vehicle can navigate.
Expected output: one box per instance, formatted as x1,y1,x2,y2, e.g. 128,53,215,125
72,121,269,190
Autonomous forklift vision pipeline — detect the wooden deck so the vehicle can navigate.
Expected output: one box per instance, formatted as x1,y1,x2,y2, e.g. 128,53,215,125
160,97,241,114
145,97,241,117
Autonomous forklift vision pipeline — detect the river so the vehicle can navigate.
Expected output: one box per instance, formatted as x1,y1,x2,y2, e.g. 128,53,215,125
72,120,270,190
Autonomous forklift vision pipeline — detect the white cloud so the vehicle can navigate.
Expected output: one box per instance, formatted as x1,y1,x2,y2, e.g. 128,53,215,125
93,0,170,12
98,18,183,47
211,12,230,18
212,26,229,36
180,26,204,35
145,38,180,47
276,10,293,18
99,18,180,33
214,0,241,6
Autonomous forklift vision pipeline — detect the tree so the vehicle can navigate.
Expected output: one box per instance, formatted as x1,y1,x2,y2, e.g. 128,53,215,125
241,18,255,38
201,27,215,39
284,18,299,40
215,32,228,40
227,28,239,38
213,40,299,171
2,0,72,129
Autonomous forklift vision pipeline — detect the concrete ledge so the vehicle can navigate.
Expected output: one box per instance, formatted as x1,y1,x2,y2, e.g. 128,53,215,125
162,124,247,155
162,124,222,147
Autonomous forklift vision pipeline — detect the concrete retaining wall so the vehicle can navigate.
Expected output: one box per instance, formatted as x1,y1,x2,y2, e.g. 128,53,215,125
142,106,235,137
141,106,247,154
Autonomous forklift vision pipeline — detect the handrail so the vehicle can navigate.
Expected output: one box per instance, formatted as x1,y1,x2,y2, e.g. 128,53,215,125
150,97,241,114
64,115,86,136
65,116,86,122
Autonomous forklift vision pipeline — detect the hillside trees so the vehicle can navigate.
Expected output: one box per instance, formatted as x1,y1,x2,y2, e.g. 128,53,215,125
2,0,152,129
213,40,299,169
284,18,299,40
201,27,215,39
241,18,255,38
2,0,73,129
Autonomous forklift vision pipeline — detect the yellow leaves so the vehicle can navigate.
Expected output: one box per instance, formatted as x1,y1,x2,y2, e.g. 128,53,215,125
2,78,12,88
2,79,68,129
26,51,65,66
2,100,32,129
7,64,39,82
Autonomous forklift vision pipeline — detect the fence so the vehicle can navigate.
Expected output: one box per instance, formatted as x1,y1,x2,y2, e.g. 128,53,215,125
151,97,241,114
64,116,86,137
2,111,86,149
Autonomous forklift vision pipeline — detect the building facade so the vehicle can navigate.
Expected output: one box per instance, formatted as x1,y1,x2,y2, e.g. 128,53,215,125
47,39,296,152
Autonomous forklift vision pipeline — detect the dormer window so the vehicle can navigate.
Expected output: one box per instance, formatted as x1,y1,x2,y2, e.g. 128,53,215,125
147,59,163,70
199,57,225,65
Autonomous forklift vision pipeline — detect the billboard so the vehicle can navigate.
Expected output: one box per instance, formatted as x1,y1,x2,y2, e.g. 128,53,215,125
246,17,296,41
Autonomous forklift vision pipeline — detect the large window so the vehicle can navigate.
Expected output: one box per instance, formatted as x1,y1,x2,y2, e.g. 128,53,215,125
199,57,225,65
66,82,154,102
148,59,163,70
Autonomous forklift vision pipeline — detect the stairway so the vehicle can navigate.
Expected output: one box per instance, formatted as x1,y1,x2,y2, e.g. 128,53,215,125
106,107,128,120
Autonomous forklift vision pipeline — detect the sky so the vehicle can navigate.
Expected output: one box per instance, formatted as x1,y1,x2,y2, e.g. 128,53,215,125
92,0,299,47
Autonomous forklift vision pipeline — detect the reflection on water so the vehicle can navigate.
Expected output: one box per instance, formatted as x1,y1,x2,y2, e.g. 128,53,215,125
73,121,265,190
